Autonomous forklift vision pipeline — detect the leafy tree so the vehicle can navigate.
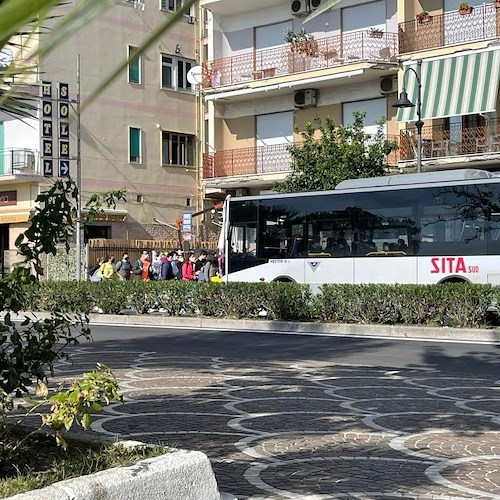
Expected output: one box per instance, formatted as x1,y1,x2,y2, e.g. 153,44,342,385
275,113,397,193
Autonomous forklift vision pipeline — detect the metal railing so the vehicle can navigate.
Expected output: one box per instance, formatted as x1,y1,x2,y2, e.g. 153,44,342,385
202,30,398,89
399,118,500,160
399,4,500,53
0,148,39,176
203,136,400,179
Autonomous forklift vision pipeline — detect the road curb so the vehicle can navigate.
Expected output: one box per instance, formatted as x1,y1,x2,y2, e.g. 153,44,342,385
7,448,220,500
103,315,500,342
8,312,498,343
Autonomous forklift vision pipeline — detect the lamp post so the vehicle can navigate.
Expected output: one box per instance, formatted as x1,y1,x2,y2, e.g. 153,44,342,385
392,59,423,174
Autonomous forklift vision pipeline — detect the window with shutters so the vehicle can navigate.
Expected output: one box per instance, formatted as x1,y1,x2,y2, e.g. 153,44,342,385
129,127,141,163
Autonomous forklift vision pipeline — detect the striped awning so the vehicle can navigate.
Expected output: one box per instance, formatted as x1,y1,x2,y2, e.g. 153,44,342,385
397,50,500,122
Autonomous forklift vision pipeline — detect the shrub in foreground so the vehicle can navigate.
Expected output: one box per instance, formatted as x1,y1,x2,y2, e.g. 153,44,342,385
25,280,499,328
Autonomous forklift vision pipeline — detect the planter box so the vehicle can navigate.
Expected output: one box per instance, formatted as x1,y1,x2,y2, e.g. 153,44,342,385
459,7,473,14
7,448,221,500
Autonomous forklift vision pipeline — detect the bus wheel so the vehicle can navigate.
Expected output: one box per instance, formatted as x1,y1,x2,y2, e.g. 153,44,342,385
438,277,469,284
273,277,295,283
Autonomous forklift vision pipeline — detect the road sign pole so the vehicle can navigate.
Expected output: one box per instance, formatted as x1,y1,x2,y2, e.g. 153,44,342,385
75,54,82,281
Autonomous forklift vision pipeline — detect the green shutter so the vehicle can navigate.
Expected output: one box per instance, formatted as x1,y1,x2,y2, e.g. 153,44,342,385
129,127,140,162
128,47,140,83
397,50,500,122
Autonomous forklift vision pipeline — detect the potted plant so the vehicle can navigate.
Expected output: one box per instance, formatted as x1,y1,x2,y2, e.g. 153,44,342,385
458,2,473,14
284,29,318,56
415,11,432,22
369,27,384,38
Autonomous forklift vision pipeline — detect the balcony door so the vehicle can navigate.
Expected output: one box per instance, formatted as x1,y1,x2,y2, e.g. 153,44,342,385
255,21,292,77
342,0,385,61
256,112,293,174
343,98,387,136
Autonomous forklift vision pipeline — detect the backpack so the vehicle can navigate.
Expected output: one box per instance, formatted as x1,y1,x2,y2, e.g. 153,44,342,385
132,259,143,275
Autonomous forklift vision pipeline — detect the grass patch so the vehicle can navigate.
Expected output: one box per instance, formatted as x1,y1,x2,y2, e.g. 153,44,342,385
0,424,166,498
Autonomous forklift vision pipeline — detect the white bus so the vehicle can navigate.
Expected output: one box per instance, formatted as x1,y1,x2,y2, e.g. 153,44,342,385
221,169,500,286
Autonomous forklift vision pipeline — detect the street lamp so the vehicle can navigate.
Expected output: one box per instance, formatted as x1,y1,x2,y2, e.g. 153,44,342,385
392,59,423,174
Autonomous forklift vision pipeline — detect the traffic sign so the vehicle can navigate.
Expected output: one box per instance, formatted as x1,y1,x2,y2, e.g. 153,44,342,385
182,212,192,233
59,160,69,177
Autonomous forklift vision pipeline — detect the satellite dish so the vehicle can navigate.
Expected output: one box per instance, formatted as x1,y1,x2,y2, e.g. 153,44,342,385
187,65,203,85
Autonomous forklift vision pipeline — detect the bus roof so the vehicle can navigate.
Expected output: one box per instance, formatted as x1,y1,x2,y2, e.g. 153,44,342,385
229,169,500,202
335,168,497,190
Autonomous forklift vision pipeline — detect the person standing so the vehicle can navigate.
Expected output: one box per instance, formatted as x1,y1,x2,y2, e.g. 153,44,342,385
99,255,116,280
159,252,175,280
203,251,219,282
194,250,208,281
182,252,196,281
140,250,151,281
115,252,132,281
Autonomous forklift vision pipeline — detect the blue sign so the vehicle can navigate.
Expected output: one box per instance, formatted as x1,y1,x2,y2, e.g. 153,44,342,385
59,160,69,177
43,159,53,176
182,212,192,233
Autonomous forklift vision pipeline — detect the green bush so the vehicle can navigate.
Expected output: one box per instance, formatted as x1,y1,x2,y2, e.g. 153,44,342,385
22,280,499,328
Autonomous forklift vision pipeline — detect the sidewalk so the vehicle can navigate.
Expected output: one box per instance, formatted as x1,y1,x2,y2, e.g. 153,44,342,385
9,312,500,343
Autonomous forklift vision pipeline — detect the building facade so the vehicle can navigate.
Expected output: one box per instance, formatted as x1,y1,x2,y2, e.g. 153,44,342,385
199,0,500,200
0,0,199,269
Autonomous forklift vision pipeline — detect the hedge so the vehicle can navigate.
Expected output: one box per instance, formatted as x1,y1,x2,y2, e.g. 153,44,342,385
21,281,500,328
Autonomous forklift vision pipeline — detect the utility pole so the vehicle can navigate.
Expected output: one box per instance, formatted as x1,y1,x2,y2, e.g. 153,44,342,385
75,54,82,280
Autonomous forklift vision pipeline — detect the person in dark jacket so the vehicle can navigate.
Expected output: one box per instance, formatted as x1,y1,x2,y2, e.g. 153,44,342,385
159,252,175,280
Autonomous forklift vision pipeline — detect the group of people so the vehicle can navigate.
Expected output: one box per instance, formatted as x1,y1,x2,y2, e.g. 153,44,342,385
88,249,222,283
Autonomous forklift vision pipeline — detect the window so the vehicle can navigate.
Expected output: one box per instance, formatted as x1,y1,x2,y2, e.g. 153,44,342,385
160,0,181,11
161,54,194,91
128,46,141,84
129,127,141,163
162,131,195,166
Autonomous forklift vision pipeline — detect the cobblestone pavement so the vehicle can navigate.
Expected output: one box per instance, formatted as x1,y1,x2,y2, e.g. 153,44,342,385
55,347,500,499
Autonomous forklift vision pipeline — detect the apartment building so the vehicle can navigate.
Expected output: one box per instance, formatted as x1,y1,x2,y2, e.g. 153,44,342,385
199,0,500,200
199,0,400,198
397,0,500,170
0,0,198,266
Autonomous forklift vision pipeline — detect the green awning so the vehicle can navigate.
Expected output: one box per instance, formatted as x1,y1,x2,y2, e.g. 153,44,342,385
397,50,500,122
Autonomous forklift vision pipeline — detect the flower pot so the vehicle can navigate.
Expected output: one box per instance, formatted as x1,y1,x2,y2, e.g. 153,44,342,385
290,40,319,57
418,16,432,23
369,31,384,38
459,7,473,14
493,1,500,7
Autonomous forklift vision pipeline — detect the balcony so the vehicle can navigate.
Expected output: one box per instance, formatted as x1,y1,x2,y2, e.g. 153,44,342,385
203,31,398,89
0,148,40,177
203,137,401,180
399,119,500,161
399,4,500,54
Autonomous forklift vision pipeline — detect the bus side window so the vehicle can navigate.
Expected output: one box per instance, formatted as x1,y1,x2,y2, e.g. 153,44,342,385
230,224,257,258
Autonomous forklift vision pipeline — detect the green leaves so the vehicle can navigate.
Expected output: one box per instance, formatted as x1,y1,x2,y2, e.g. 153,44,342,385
276,113,398,193
43,364,123,449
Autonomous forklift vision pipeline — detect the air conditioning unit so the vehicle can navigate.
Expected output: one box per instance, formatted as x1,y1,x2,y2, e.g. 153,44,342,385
294,89,318,108
310,0,322,10
235,188,248,197
291,0,310,17
380,75,397,95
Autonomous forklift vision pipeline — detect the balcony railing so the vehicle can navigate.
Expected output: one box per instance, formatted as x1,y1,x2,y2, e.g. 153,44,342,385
202,30,398,89
399,4,500,53
203,136,400,179
0,148,39,176
399,118,500,161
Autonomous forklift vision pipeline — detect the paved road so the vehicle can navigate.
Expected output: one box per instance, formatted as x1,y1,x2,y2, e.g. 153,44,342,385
57,325,500,499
